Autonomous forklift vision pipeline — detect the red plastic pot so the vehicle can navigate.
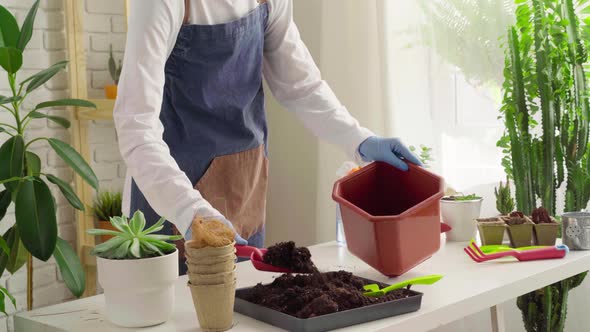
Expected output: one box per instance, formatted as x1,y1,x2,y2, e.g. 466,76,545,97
332,162,447,277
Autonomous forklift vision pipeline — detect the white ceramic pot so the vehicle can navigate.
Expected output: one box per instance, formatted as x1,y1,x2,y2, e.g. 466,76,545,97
440,198,483,242
97,249,178,327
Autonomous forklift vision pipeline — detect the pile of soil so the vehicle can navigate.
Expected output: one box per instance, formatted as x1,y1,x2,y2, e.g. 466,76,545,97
506,211,527,225
263,241,317,273
531,207,553,224
240,271,413,319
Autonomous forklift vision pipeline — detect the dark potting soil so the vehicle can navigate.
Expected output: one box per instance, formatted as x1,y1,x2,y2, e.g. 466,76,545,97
506,211,527,225
263,241,317,273
240,271,413,319
531,207,553,224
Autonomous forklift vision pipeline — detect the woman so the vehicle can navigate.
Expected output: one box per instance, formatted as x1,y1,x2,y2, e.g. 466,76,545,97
114,0,421,274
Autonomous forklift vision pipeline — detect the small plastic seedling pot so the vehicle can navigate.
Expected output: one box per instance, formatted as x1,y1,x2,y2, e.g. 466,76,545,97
332,162,446,277
234,277,423,332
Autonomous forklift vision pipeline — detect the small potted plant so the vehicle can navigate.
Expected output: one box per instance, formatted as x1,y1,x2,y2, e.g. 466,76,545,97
503,211,534,247
531,207,559,246
91,191,122,242
105,44,122,99
440,194,483,242
87,211,181,327
477,180,514,245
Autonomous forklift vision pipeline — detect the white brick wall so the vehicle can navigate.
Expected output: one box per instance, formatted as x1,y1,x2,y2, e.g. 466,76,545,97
0,1,127,330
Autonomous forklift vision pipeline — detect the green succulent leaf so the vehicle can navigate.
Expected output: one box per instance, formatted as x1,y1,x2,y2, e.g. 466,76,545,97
25,151,41,176
47,138,99,190
130,238,140,258
86,229,121,236
129,211,146,235
22,60,67,90
141,217,165,235
54,237,85,297
45,174,84,211
0,6,19,48
90,235,127,256
0,47,22,74
112,240,132,259
15,178,57,261
16,0,39,51
35,99,96,111
28,111,71,129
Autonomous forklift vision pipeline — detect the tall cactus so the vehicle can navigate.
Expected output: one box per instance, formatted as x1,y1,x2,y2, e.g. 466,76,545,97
500,0,590,331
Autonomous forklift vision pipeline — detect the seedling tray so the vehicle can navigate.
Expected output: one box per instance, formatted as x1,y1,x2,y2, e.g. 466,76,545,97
234,277,423,332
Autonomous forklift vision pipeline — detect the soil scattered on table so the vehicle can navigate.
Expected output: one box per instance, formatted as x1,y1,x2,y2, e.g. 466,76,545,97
240,271,413,319
531,207,553,224
263,241,317,273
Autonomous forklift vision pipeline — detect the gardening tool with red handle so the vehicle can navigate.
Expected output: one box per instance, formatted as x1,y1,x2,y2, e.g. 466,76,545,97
235,245,294,273
464,241,568,263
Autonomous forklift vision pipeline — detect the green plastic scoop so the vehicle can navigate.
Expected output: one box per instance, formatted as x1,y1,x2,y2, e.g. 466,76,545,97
480,244,546,254
363,274,443,297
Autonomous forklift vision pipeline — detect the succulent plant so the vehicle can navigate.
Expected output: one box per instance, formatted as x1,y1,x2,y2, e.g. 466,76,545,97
91,191,122,221
494,179,515,215
88,211,181,259
531,207,552,224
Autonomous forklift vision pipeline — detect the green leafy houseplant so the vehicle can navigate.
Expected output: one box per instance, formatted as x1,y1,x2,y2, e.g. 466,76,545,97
494,179,515,215
91,191,122,221
88,211,181,259
409,144,433,168
499,0,590,330
0,0,99,307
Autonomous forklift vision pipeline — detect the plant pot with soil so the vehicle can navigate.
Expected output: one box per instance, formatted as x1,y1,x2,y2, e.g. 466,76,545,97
104,44,121,99
88,211,182,328
91,191,122,243
531,207,559,246
477,217,506,245
503,212,534,248
440,194,483,242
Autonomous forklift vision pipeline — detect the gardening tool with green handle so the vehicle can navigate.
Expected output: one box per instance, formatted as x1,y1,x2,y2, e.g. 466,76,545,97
363,274,443,297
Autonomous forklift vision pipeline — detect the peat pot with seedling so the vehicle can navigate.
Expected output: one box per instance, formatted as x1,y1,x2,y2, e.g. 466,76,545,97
88,211,181,328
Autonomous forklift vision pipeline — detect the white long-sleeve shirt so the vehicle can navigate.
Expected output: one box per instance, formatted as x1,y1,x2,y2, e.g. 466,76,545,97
114,0,374,236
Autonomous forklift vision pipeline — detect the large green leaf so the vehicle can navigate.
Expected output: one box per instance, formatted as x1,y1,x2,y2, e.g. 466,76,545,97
22,60,67,89
0,47,22,74
0,190,10,220
0,136,25,192
47,138,99,190
16,0,39,51
28,111,70,129
53,237,85,297
0,6,19,48
15,178,57,261
35,99,96,111
25,151,41,176
6,227,27,274
0,226,21,276
45,174,84,211
0,95,20,105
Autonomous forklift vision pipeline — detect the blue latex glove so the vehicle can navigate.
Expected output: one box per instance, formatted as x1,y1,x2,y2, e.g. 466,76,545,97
358,136,423,171
184,216,248,245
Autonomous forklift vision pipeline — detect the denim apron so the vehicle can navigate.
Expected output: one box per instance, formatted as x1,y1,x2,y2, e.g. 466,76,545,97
130,2,269,275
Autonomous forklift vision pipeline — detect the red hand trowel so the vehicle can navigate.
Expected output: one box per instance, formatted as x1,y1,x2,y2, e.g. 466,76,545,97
235,245,294,273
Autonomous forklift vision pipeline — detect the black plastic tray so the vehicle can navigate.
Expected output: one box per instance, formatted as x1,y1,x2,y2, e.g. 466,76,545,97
234,277,423,332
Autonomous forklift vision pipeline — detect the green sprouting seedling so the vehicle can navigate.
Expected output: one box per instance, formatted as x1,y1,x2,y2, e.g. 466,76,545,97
88,211,181,259
409,145,433,168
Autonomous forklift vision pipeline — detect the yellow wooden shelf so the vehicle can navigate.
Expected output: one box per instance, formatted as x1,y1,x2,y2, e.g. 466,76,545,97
76,98,115,121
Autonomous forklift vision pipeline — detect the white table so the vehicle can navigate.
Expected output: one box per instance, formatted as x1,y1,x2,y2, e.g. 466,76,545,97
15,241,590,332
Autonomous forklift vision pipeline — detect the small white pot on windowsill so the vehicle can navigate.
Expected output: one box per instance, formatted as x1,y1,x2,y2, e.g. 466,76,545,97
440,195,483,242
